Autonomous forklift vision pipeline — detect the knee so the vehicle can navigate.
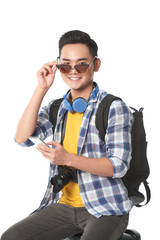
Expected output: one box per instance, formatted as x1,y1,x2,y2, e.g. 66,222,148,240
1,225,22,240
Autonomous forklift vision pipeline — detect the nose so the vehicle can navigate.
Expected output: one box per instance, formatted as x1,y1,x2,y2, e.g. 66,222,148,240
70,66,78,73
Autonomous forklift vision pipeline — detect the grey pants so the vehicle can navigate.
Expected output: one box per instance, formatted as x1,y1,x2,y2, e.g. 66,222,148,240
1,203,129,240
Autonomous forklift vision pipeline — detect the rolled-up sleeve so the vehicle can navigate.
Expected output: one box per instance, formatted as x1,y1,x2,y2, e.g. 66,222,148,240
15,101,54,147
105,100,134,178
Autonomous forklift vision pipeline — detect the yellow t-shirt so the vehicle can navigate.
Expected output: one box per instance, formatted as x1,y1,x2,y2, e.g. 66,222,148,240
58,111,85,207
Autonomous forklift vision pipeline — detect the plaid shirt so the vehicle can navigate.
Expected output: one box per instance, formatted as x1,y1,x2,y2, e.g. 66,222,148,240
20,85,134,217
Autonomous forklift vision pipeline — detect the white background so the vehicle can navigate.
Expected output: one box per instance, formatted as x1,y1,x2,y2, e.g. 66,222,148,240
0,0,159,239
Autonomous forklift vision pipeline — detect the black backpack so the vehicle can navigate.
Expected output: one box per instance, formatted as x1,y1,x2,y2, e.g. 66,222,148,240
49,94,151,207
95,94,150,207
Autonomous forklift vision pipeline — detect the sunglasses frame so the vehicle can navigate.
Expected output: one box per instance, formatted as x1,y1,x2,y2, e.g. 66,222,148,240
56,56,97,74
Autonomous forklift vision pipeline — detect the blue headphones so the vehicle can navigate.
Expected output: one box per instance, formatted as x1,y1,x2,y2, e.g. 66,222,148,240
63,82,99,113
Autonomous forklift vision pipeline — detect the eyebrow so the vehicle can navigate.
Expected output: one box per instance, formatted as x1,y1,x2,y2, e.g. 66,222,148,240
61,58,88,61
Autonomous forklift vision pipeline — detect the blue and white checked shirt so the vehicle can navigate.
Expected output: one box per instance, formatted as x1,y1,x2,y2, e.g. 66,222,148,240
19,85,134,217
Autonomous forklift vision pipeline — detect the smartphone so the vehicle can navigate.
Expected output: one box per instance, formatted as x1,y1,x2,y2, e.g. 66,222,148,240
29,136,50,147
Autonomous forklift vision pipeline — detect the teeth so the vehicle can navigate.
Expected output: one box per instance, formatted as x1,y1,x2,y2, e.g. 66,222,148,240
69,78,80,80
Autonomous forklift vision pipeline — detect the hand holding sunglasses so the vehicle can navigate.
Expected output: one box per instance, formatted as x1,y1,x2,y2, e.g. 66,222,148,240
37,61,58,90
56,56,97,74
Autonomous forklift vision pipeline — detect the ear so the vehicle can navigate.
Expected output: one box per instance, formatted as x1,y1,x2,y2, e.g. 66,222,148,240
94,58,101,72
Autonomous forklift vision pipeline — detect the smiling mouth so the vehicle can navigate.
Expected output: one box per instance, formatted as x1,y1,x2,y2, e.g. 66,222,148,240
69,77,82,81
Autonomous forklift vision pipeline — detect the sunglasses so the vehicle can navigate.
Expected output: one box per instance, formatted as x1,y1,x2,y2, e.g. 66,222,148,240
56,56,97,74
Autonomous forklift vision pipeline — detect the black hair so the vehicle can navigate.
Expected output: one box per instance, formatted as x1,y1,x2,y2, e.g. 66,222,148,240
58,30,98,57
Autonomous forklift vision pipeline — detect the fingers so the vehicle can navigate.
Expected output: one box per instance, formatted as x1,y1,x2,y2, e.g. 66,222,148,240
47,141,60,148
36,60,58,90
36,144,51,152
43,63,55,73
36,142,66,165
36,144,52,159
47,61,57,69
36,144,58,165
37,61,57,75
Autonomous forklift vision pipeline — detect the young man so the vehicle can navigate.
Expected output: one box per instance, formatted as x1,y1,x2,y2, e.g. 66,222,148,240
1,30,134,240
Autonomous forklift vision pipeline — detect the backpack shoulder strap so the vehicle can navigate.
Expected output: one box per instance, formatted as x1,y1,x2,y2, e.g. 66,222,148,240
49,98,63,133
95,94,122,142
136,180,151,207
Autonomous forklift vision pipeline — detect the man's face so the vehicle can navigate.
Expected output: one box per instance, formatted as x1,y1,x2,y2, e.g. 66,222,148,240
59,43,97,94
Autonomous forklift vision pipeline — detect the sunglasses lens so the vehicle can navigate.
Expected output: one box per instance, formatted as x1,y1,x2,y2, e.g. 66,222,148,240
75,64,89,73
58,65,71,73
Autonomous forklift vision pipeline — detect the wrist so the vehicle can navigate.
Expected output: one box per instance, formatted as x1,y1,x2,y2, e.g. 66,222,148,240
36,85,48,96
65,152,76,167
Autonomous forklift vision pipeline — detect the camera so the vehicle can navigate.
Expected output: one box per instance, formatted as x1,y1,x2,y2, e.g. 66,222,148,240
51,166,78,193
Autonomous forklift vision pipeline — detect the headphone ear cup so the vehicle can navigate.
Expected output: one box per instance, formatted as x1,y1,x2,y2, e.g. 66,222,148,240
72,98,87,113
64,99,73,113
